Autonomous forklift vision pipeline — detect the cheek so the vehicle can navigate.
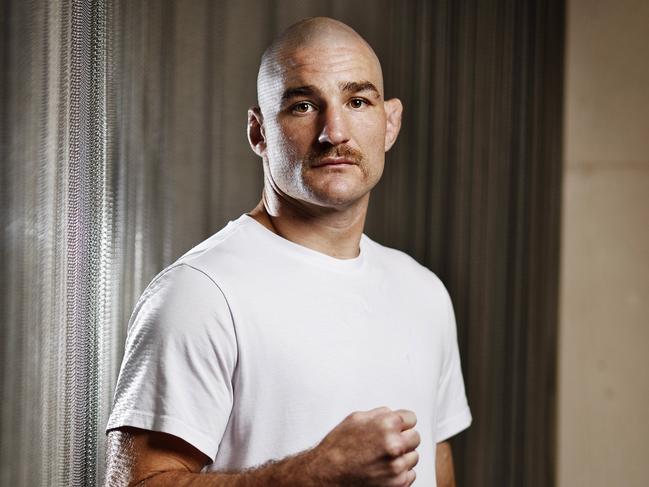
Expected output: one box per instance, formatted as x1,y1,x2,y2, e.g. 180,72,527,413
263,123,293,160
358,119,386,158
356,111,386,143
269,122,312,155
358,119,387,181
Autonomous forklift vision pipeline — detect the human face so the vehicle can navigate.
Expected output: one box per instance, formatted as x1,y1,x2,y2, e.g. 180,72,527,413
251,39,401,210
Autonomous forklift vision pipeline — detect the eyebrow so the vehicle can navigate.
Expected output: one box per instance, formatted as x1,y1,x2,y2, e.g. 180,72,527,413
339,81,381,98
281,85,318,103
280,80,381,103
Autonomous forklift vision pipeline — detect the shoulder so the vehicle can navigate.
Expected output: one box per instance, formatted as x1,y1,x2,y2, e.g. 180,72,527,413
140,263,221,303
127,217,262,337
174,216,250,270
165,215,265,284
363,236,450,298
128,262,233,343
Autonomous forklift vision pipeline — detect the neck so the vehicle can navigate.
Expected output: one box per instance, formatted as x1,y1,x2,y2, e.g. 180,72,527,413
247,186,369,260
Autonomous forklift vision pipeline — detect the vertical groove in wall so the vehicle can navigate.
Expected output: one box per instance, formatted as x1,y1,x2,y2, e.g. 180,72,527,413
160,0,176,265
202,0,215,236
0,22,9,482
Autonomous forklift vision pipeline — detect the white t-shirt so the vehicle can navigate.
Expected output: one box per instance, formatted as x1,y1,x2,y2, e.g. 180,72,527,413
107,214,471,485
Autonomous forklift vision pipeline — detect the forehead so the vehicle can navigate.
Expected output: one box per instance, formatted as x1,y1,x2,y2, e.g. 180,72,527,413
281,43,380,81
258,41,383,108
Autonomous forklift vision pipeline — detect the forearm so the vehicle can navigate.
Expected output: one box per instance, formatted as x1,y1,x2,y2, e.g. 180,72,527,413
135,448,325,487
108,409,420,487
435,441,456,487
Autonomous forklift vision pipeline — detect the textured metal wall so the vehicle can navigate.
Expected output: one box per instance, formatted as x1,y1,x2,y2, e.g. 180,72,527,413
0,1,564,486
1,1,115,485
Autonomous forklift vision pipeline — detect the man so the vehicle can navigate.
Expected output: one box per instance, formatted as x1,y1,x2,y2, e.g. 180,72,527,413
105,17,471,487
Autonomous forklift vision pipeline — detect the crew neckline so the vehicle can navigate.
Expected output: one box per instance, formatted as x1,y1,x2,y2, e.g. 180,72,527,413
239,213,367,272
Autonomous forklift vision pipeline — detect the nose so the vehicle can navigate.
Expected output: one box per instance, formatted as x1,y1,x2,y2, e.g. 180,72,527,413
317,106,350,146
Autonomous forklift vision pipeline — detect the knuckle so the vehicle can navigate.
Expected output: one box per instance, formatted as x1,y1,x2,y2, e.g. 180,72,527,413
389,457,406,475
380,412,401,431
384,436,404,457
409,450,420,468
347,411,362,423
407,468,417,485
410,429,421,448
389,468,414,487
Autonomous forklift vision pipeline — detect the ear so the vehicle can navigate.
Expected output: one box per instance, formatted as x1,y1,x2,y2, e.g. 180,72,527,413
247,107,266,157
383,98,403,152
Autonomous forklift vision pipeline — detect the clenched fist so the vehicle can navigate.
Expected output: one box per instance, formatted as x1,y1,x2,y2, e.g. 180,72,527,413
311,407,421,487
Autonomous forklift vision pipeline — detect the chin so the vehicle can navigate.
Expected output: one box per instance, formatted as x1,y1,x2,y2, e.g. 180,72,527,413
307,186,368,208
296,171,377,208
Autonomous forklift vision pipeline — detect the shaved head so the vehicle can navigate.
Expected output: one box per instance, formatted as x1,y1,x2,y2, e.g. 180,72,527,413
257,17,384,115
247,16,402,214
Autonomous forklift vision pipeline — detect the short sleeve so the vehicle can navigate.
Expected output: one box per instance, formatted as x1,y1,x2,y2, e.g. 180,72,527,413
106,263,237,460
435,290,472,442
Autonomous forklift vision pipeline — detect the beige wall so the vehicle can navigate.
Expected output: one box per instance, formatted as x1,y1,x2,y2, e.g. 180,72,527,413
558,1,649,486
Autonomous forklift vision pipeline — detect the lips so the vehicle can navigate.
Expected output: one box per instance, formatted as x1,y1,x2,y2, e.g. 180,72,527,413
312,157,357,167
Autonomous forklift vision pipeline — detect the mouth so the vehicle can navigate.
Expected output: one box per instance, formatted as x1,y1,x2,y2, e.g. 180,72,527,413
312,157,358,168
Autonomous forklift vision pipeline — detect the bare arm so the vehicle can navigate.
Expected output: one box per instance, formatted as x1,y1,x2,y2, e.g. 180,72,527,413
103,426,320,487
104,407,421,487
435,441,456,487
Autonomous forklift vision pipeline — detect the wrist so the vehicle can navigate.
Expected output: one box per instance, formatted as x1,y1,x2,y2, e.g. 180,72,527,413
248,446,333,487
301,443,342,487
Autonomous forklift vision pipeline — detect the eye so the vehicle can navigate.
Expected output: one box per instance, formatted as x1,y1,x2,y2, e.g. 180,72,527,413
291,101,315,114
349,98,368,109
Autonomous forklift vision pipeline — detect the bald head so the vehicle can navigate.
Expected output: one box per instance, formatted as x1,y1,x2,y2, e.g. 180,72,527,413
256,17,384,114
246,16,403,211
